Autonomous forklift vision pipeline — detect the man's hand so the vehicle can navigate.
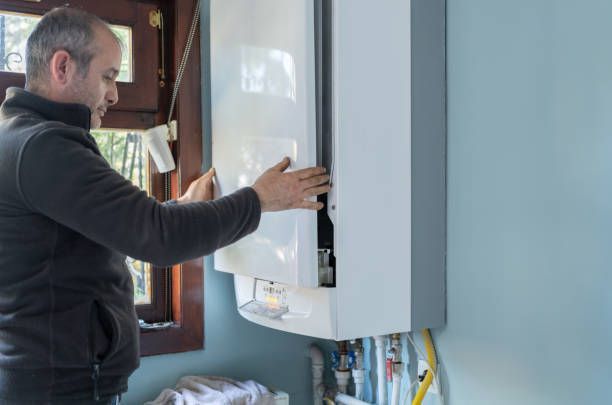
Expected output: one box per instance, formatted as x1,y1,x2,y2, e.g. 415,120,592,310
252,157,331,212
177,167,215,204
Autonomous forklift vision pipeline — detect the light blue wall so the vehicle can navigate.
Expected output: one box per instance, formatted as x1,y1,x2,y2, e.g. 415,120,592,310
434,0,612,404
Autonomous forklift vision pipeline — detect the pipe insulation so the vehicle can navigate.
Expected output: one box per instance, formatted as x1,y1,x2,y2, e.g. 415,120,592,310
373,335,387,405
309,344,325,404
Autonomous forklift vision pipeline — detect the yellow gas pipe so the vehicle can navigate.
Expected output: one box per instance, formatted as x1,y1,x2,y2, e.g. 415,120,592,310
412,329,436,405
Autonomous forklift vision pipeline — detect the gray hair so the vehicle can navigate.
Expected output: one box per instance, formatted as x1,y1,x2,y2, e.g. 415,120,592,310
25,7,120,90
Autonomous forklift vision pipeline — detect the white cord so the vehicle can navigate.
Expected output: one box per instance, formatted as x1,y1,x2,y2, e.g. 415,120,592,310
402,379,420,405
406,332,445,405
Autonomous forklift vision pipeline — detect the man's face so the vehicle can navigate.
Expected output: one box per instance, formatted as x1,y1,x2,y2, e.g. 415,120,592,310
66,26,121,129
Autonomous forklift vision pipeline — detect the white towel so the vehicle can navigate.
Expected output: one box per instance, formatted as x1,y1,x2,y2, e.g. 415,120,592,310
145,375,277,405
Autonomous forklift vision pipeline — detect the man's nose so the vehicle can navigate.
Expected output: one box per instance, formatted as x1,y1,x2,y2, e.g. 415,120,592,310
107,82,118,106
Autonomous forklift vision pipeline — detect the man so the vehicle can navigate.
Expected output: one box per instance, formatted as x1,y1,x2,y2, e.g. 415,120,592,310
0,7,329,404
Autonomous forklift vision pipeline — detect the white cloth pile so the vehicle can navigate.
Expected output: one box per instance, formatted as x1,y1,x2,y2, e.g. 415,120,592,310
145,375,277,405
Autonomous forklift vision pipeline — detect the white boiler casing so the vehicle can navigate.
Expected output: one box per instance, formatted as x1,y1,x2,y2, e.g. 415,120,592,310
210,0,446,340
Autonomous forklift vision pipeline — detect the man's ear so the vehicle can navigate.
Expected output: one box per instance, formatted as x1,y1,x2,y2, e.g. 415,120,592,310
49,50,75,86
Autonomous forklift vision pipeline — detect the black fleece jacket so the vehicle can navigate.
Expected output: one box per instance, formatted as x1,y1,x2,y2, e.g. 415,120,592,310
0,88,261,402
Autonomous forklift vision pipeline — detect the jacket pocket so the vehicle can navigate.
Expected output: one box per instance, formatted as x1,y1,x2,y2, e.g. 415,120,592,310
89,300,120,364
49,301,95,367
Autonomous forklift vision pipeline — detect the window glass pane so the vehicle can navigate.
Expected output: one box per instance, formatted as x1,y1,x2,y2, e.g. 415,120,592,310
92,129,148,190
0,11,133,82
0,12,36,73
91,129,151,305
109,26,132,82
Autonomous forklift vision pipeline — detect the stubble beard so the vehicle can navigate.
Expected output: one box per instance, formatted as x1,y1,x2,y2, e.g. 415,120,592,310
66,76,100,129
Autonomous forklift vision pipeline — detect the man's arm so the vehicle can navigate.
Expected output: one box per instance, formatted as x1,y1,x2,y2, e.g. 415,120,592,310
17,129,329,266
17,129,259,266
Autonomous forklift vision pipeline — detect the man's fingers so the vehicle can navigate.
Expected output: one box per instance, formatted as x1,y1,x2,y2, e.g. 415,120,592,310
271,157,291,172
303,184,331,198
301,174,330,189
294,166,326,179
202,167,215,179
294,200,324,210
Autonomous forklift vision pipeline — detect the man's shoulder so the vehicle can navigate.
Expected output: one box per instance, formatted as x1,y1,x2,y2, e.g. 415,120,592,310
0,113,93,152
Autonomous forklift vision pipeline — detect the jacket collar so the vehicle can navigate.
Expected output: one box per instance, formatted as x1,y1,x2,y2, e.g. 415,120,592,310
1,87,91,132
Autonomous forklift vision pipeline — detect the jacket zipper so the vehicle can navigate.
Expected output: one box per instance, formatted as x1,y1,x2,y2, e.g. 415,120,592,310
90,301,101,400
91,362,100,400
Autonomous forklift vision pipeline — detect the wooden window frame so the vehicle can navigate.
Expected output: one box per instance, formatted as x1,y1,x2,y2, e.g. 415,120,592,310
0,0,204,356
139,0,204,356
0,0,160,117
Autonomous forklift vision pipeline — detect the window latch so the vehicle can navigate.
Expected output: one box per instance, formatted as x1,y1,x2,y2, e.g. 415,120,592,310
149,9,166,86
149,9,161,28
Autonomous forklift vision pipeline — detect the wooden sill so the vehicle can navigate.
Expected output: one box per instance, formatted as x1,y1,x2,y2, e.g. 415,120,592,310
139,259,204,356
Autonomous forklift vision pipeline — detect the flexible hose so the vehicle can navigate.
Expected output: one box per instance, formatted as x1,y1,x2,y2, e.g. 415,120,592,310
412,329,436,405
391,373,401,405
167,0,201,124
373,336,387,405
335,393,372,405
